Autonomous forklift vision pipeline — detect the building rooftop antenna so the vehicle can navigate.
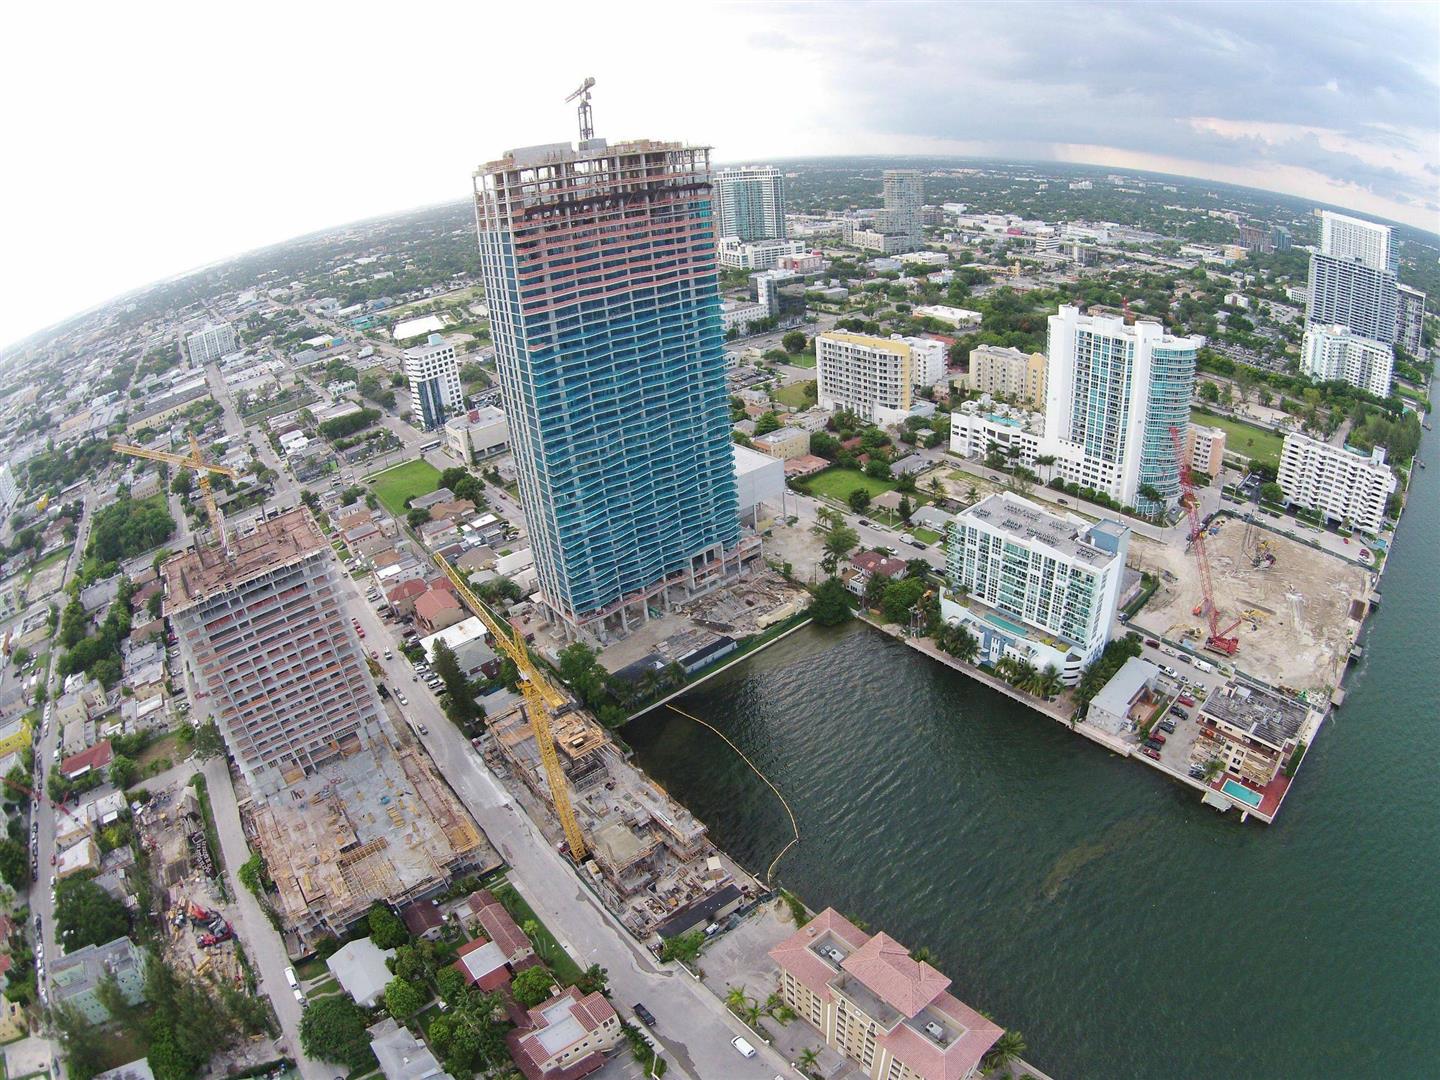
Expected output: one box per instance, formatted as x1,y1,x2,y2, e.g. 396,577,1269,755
566,76,596,142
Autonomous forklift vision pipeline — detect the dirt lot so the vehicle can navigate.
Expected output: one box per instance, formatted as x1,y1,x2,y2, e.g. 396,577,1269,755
1130,516,1372,695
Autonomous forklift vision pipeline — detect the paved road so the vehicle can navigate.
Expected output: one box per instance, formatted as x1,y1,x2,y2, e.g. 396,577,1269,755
203,756,330,1080
343,593,791,1080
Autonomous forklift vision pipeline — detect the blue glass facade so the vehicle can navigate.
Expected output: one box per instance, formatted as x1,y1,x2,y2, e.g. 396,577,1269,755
1137,343,1197,513
475,142,740,626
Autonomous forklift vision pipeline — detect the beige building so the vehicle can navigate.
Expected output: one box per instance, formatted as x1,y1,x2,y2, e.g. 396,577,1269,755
508,987,622,1077
816,332,914,425
1192,681,1312,790
752,426,810,461
770,908,1002,1080
1185,424,1227,478
965,344,1047,404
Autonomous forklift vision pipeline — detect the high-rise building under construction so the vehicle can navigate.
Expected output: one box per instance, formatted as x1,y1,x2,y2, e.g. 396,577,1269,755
163,509,385,795
473,136,749,639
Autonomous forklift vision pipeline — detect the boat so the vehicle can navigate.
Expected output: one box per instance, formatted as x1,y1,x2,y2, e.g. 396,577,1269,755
1419,459,1427,469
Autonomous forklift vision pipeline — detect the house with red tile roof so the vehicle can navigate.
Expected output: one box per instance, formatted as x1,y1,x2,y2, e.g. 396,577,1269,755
506,986,621,1080
769,908,1002,1080
59,740,114,781
385,578,427,618
414,588,463,635
465,890,534,966
453,938,512,992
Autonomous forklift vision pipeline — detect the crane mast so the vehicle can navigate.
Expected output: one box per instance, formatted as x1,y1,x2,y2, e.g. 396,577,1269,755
565,76,596,142
1169,425,1240,655
432,553,587,860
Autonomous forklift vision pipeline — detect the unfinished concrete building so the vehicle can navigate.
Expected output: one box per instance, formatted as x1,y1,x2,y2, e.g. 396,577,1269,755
164,510,384,796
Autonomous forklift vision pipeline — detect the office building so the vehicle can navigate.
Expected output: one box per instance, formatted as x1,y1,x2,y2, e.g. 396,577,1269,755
1306,253,1399,346
1301,325,1394,398
712,165,786,242
816,332,914,424
769,908,1002,1080
943,493,1129,681
1184,424,1226,479
51,937,148,1024
755,268,800,317
185,322,237,365
1397,284,1427,356
913,305,982,329
1277,432,1396,534
717,236,805,270
163,509,385,795
443,405,509,462
965,344,1047,404
473,137,747,638
1319,210,1394,272
404,334,463,430
1041,305,1201,513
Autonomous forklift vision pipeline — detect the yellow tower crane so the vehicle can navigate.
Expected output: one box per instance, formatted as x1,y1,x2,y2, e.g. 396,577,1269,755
111,435,239,554
432,553,587,861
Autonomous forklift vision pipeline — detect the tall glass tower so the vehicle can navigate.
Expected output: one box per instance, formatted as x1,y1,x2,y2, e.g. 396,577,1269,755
473,138,743,638
712,165,786,242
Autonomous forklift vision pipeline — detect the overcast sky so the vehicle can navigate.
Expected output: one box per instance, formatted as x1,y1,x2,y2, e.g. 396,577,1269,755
4,0,1437,347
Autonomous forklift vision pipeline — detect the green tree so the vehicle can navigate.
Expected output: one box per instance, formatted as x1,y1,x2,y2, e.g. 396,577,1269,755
1260,481,1285,505
0,838,26,890
898,494,913,521
55,873,130,949
384,976,425,1021
781,331,807,354
754,411,782,436
432,639,482,729
435,966,467,1007
660,930,705,965
881,578,927,625
109,754,138,791
237,852,268,896
807,578,853,628
367,902,409,949
511,965,557,1008
575,963,609,995
51,1001,107,1080
847,488,871,513
820,524,859,575
407,506,431,529
300,996,375,1071
1198,381,1220,403
190,720,225,760
983,1029,1027,1072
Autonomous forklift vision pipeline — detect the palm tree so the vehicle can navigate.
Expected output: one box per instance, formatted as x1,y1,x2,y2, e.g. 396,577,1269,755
928,476,946,499
1035,666,1063,700
1010,659,1037,689
742,1001,763,1028
725,986,748,1015
983,1029,1027,1074
763,992,784,1017
798,1047,821,1072
1035,454,1056,484
966,484,979,506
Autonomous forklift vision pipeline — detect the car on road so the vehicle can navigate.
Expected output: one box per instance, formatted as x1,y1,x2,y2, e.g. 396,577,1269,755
396,693,409,707
633,1003,657,1027
731,1036,757,1059
1144,638,1160,648
1161,665,1178,678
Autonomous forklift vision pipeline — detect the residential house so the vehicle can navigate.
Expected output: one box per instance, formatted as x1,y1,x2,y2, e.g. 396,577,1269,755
507,986,623,1080
414,588,464,635
464,889,535,967
368,1017,453,1080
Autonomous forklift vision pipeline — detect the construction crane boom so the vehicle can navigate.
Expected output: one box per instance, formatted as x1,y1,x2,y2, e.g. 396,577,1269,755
431,553,586,860
1169,425,1239,655
565,76,596,142
113,438,238,555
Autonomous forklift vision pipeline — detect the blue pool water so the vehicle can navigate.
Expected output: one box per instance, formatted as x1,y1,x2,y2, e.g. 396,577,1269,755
1222,779,1263,807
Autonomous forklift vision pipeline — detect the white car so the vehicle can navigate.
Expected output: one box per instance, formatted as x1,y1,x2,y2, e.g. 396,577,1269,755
731,1036,757,1059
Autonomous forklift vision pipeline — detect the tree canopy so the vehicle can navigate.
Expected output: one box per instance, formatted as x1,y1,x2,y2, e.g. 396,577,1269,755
55,873,130,949
300,995,375,1071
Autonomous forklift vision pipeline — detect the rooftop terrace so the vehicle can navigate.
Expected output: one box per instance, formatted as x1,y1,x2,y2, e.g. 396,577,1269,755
962,492,1118,568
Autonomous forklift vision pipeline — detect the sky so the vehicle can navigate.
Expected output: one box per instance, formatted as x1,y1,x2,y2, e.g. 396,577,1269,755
3,0,1437,347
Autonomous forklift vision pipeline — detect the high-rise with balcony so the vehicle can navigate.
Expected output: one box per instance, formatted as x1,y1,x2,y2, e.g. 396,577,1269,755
1301,324,1394,398
1397,284,1426,356
1040,305,1201,513
186,321,237,365
1307,210,1399,346
712,165,786,242
404,334,464,430
877,169,923,241
1319,210,1394,272
162,509,386,796
473,137,747,639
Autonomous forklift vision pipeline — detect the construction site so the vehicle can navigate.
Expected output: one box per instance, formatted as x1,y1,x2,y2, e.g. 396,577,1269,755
1130,513,1375,696
239,723,500,946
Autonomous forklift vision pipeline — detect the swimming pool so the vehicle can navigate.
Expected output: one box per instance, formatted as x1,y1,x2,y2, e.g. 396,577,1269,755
1222,779,1263,808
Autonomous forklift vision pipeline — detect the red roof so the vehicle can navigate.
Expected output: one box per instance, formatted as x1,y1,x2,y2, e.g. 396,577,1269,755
386,579,426,602
399,901,443,937
413,589,460,622
466,889,532,961
453,938,511,991
851,552,908,578
60,739,113,779
508,987,617,1080
842,932,950,1016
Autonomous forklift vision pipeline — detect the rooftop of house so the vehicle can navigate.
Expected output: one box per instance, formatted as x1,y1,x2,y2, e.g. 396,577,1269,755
851,552,908,578
466,890,531,958
368,1017,453,1080
59,739,113,778
414,588,461,622
51,936,143,1001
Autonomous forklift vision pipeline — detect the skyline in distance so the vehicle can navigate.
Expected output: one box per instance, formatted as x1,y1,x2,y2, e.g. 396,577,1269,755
3,0,1436,348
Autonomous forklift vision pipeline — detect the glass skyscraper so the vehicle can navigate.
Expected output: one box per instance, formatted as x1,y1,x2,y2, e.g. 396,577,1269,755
473,138,743,637
712,165,786,242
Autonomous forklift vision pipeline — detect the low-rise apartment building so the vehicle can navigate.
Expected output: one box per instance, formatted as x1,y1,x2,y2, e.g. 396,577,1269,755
947,401,1042,466
1192,681,1312,788
1185,424,1227,479
443,406,509,462
769,908,1002,1080
1277,433,1396,534
507,986,622,1080
942,494,1129,682
52,937,147,1023
752,426,810,460
965,344,1047,405
1301,325,1394,399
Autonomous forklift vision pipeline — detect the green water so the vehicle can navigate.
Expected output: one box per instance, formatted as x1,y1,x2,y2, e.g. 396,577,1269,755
626,457,1440,1077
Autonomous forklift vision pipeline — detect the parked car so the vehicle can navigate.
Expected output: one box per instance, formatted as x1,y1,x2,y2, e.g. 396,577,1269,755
1159,720,1177,734
731,1037,757,1059
1141,747,1162,760
1178,695,1196,707
633,1003,657,1028
1149,731,1167,744
396,693,409,707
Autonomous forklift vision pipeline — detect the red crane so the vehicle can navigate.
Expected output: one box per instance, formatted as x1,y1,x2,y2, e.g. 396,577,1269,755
1169,425,1241,655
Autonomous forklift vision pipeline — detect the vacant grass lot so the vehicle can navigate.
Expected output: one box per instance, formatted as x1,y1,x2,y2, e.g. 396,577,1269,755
1191,410,1285,471
796,466,898,502
773,379,817,409
369,459,441,515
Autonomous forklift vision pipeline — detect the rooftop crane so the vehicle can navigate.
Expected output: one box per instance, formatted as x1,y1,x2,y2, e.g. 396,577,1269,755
1169,425,1241,655
565,76,596,142
432,552,587,861
112,436,239,556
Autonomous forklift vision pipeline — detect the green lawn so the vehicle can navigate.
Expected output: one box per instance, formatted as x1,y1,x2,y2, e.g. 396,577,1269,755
369,459,442,515
773,379,817,409
489,882,584,985
295,956,329,982
137,730,184,772
797,466,897,502
912,527,943,545
788,350,817,369
1191,410,1285,471
1396,382,1427,402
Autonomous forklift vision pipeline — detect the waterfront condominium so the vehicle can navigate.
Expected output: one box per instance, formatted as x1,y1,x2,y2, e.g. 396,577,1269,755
163,509,386,795
1041,305,1201,514
1396,284,1426,357
1306,211,1398,346
769,907,1003,1080
942,492,1130,683
712,165,786,242
473,137,747,639
185,321,237,365
1277,432,1396,534
404,333,464,430
1319,210,1394,272
1301,324,1394,398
